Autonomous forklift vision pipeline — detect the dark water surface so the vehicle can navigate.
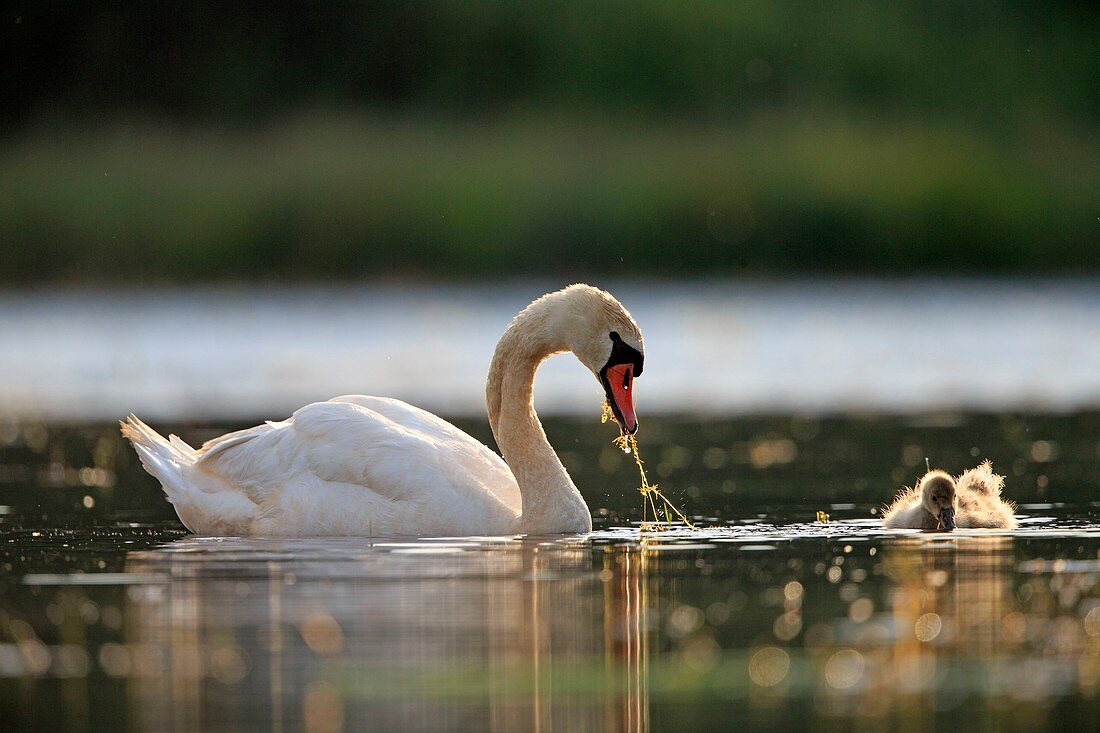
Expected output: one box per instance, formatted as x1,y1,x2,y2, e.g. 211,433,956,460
1,414,1099,732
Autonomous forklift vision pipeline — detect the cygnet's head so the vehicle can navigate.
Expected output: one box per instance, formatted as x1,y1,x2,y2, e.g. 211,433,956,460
919,470,958,530
546,285,644,434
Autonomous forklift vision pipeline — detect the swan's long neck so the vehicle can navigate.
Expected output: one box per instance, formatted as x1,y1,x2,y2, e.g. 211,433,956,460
486,307,592,534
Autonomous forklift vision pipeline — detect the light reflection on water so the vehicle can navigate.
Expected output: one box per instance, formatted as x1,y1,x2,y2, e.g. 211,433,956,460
2,413,1100,731
3,521,1097,732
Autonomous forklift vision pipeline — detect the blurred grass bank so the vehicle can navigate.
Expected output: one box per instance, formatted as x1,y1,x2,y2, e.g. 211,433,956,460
2,114,1096,282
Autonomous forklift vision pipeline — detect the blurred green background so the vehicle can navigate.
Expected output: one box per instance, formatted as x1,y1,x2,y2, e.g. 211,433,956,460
2,1,1097,282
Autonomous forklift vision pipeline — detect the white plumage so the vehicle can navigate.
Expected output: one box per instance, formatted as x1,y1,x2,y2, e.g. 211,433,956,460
122,396,521,536
121,285,645,537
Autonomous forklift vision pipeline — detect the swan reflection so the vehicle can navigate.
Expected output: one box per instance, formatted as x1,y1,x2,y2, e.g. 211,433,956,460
123,537,657,733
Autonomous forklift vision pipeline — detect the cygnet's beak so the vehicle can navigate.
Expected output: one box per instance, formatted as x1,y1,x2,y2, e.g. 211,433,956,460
601,363,638,435
938,506,956,531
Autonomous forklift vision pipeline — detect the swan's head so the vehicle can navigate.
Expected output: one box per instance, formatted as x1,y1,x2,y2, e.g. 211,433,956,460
555,285,644,435
919,470,958,530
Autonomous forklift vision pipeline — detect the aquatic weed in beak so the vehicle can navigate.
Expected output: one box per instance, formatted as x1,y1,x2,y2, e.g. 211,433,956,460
602,401,694,529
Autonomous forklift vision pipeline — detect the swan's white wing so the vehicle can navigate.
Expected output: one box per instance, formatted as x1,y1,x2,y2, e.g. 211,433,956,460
328,394,520,511
194,397,520,515
190,420,294,505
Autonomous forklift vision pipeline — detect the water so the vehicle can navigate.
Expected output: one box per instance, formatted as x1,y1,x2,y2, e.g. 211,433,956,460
4,280,1100,421
2,415,1098,731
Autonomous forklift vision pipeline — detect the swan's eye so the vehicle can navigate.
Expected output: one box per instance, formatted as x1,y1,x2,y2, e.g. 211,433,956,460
609,331,621,342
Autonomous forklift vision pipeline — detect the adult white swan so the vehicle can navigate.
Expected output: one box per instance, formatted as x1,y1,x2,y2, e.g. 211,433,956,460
121,284,644,537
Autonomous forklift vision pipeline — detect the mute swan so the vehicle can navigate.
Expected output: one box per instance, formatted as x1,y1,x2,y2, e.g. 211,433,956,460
121,284,644,537
882,460,1018,530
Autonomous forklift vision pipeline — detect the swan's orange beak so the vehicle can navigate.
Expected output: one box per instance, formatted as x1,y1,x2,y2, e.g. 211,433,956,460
604,363,638,435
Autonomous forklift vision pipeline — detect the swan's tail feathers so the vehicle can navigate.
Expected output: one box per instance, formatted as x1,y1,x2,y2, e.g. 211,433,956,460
121,415,259,535
120,414,195,472
120,415,196,521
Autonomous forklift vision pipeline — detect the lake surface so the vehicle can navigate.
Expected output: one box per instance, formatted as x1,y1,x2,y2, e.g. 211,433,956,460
2,414,1098,732
4,279,1100,421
